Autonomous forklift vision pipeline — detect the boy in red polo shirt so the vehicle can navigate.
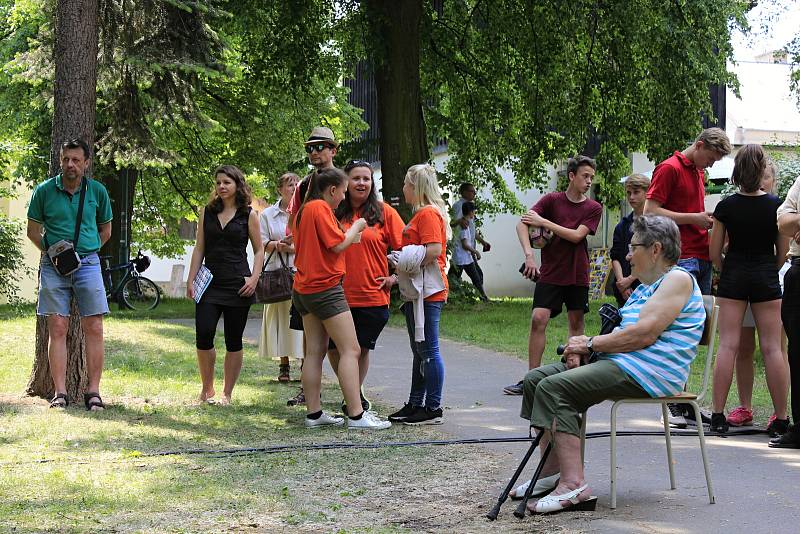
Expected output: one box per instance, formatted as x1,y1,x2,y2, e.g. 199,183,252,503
644,127,731,427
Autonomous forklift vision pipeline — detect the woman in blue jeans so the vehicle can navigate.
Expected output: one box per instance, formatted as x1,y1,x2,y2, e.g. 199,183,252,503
388,164,451,425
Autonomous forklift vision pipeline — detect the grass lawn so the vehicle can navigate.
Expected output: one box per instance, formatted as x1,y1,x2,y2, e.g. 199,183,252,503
0,305,510,533
389,296,784,424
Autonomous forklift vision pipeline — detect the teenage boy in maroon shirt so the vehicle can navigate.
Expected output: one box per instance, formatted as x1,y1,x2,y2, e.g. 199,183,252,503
644,127,731,425
505,155,602,395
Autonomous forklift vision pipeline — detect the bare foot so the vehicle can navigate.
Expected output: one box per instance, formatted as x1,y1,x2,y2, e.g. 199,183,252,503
199,389,215,403
218,395,231,406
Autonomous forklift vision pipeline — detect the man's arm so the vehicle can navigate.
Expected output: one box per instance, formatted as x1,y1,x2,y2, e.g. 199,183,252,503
26,220,45,251
516,220,538,279
644,199,713,229
98,222,111,246
521,209,591,244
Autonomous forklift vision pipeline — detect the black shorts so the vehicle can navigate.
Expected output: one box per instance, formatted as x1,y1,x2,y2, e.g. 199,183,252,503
717,255,782,303
532,282,589,319
328,305,390,351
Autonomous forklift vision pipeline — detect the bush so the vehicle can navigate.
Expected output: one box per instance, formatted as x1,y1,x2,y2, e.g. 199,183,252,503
0,214,31,306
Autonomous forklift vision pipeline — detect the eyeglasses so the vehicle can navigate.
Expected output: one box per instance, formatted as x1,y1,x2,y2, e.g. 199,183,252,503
345,159,372,172
305,143,332,154
628,242,649,254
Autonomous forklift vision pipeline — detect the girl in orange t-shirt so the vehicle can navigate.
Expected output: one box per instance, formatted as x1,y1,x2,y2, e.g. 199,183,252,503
327,161,405,416
387,164,451,426
292,167,390,430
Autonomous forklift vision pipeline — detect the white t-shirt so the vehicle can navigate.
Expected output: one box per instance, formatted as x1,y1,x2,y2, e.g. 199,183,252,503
453,226,475,266
259,201,294,271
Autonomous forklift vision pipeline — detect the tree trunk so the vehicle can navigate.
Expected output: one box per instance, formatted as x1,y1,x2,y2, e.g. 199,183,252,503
366,0,430,221
28,0,99,402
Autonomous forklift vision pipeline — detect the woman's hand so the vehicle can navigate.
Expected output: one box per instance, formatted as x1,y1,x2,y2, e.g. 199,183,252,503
239,274,259,297
352,218,367,232
377,274,397,290
564,335,591,356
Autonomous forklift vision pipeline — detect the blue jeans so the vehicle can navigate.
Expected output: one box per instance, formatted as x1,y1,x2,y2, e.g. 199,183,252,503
402,300,445,410
676,257,712,295
37,253,109,316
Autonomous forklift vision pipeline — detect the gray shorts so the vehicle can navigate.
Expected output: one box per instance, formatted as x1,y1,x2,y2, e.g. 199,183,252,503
291,283,349,321
37,253,109,317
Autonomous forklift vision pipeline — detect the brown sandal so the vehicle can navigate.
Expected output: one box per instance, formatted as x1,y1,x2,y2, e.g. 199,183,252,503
49,393,69,408
278,363,291,383
84,392,105,411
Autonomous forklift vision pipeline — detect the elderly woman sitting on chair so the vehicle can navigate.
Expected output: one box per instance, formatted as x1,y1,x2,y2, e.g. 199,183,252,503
511,215,706,514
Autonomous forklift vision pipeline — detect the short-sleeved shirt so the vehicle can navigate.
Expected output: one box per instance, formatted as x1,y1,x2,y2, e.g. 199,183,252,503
714,193,782,257
453,226,474,266
532,192,602,286
451,196,477,246
341,203,404,307
402,205,449,302
27,174,113,256
292,199,346,294
777,176,800,258
260,201,294,270
647,151,708,260
610,212,641,298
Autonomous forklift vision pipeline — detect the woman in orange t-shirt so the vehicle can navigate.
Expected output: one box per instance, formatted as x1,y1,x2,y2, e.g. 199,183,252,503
292,167,390,430
387,164,451,426
327,161,405,416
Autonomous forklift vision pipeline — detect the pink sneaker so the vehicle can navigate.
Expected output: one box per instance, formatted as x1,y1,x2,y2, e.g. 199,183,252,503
726,406,753,427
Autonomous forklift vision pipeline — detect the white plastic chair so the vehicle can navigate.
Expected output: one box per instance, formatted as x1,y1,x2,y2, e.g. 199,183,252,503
582,295,718,509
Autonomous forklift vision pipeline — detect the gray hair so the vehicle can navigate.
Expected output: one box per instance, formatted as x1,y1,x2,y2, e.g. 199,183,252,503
632,215,681,264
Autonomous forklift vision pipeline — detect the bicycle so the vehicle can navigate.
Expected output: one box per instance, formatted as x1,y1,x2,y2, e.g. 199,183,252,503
100,251,161,311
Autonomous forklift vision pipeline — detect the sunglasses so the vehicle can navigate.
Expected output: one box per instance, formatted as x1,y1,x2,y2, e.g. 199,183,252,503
345,159,372,172
305,143,332,154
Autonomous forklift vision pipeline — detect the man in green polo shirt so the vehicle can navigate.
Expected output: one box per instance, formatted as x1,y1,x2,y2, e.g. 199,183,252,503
26,138,113,411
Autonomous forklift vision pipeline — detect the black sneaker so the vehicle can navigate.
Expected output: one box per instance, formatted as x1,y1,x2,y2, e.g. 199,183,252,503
403,406,443,425
769,424,800,448
664,402,689,428
710,412,729,434
766,416,790,438
503,381,524,395
388,403,417,422
683,405,711,426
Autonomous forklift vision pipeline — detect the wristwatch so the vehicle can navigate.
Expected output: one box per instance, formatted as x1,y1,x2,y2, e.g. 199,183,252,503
587,336,594,352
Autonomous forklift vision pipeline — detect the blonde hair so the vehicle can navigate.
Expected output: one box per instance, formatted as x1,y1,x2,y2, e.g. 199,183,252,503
276,172,299,189
625,173,651,191
695,127,732,156
405,163,452,239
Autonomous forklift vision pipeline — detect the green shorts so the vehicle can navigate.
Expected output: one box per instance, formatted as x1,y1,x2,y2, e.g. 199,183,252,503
292,283,349,321
520,359,649,437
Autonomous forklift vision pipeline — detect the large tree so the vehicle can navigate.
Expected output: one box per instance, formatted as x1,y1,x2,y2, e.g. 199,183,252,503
27,0,99,400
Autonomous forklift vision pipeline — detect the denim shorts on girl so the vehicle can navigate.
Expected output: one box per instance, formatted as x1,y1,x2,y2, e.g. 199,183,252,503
37,253,110,317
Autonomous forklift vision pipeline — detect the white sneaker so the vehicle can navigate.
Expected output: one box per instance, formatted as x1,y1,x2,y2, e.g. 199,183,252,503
348,410,392,430
305,411,344,428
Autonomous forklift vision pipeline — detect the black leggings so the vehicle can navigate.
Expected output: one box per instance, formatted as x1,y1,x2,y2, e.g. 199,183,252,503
457,262,487,298
195,302,251,352
781,264,800,423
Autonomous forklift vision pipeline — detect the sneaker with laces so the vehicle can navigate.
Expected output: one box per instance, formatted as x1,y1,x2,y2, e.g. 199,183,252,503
710,412,729,434
766,414,790,437
683,405,711,426
726,406,754,427
664,402,689,428
348,410,391,430
403,406,444,426
503,381,524,396
304,411,344,428
388,403,418,422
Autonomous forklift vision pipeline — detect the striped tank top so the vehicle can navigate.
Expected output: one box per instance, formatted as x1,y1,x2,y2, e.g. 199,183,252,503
599,266,706,397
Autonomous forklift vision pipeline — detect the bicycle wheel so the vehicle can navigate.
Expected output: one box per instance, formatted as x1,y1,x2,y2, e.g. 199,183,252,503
121,276,161,311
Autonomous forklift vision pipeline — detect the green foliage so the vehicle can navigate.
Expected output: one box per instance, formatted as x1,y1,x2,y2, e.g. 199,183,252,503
0,214,31,307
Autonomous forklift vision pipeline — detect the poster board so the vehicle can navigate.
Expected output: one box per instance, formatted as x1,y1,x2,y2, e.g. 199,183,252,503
588,247,611,300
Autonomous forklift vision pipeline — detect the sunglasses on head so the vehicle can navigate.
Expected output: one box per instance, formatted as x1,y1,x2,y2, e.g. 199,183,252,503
305,142,332,154
345,159,372,171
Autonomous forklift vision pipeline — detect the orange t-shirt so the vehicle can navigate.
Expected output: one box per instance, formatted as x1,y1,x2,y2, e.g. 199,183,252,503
402,205,448,302
292,199,346,294
341,203,405,307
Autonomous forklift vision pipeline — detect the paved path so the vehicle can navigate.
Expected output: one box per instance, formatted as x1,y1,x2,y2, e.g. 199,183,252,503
239,319,800,533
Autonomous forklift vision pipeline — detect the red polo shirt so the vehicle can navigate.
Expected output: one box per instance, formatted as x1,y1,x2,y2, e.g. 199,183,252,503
647,151,709,261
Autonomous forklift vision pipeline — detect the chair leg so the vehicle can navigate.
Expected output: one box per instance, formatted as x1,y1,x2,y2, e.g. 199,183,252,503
580,411,587,465
661,402,677,490
689,401,716,504
610,401,620,509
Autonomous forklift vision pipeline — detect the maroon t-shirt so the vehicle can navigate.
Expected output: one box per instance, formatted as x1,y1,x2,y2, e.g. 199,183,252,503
532,192,602,287
646,151,708,260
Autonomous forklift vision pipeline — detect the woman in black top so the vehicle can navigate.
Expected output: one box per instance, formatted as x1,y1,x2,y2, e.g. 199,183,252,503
710,145,790,434
187,165,264,405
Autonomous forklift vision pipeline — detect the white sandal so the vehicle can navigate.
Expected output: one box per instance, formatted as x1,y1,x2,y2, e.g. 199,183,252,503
530,484,597,514
509,472,560,500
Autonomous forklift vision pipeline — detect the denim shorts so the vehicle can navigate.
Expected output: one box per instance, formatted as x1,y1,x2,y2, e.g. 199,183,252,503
37,253,110,317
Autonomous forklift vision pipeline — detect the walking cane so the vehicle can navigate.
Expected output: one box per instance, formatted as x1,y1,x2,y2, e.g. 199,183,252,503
513,440,553,518
486,429,544,520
